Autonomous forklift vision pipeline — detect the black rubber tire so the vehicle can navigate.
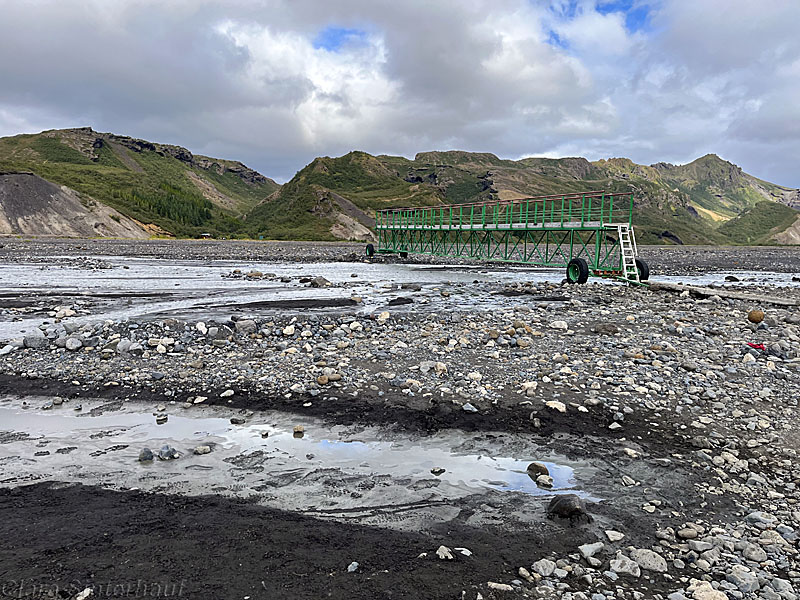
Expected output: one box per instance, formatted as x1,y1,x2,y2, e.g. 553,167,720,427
566,258,589,284
635,258,650,281
399,251,408,259
365,243,375,257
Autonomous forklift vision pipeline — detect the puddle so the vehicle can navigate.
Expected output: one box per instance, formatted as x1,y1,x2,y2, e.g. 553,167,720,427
0,400,578,496
0,396,592,529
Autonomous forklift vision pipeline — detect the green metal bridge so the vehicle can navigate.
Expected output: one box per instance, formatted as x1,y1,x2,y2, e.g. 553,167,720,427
370,190,649,284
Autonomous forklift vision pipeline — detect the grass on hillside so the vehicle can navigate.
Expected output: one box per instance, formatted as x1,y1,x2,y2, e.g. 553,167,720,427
0,133,273,238
245,182,336,240
716,201,800,244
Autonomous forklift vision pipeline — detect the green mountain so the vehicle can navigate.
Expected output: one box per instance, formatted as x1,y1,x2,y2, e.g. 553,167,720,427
0,127,278,237
244,152,440,240
246,149,799,244
1,127,797,244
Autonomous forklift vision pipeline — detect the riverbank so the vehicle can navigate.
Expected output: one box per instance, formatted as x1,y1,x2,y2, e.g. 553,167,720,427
0,240,798,599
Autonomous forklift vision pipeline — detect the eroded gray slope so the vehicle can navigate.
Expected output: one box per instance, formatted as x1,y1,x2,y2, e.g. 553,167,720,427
0,172,149,238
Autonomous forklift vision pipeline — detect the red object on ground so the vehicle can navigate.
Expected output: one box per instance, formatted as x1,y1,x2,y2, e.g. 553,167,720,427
746,343,766,350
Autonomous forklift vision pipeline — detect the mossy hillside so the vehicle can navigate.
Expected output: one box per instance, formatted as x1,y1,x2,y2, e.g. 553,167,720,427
244,179,336,241
0,130,275,237
716,201,800,245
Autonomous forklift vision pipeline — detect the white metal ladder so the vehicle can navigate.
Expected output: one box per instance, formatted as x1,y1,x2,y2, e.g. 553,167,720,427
617,224,639,282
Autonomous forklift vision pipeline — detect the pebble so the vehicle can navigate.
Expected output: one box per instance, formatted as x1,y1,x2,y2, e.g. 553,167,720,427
605,530,625,542
157,445,179,460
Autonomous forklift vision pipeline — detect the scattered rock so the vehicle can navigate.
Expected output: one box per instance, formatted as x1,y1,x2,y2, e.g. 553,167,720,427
605,530,625,542
436,545,454,560
547,494,592,523
610,553,641,578
579,541,604,560
309,276,331,288
532,558,556,577
65,337,83,351
526,462,549,477
487,582,514,592
157,445,179,460
630,548,668,572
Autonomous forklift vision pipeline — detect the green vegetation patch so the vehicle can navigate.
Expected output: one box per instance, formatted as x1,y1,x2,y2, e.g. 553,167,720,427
716,201,799,245
30,136,94,165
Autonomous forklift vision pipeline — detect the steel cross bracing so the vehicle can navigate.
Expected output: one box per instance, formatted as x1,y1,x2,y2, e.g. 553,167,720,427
375,191,641,280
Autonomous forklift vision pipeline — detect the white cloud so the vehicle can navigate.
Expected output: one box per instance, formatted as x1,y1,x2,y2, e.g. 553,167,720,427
216,21,399,150
551,8,634,57
0,0,797,186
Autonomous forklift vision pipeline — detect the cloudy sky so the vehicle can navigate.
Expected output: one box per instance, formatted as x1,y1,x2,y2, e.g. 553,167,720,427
0,0,798,186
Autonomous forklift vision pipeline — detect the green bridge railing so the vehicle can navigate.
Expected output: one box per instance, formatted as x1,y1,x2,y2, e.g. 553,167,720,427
376,191,633,231
371,190,647,281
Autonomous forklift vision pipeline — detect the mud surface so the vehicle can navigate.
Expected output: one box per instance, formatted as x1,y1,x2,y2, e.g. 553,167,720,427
0,482,589,600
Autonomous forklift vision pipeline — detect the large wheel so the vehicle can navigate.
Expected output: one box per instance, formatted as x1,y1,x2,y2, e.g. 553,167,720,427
365,243,375,257
634,258,650,281
566,258,589,284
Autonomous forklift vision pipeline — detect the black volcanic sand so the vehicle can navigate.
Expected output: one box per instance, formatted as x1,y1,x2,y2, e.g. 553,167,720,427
0,481,658,600
0,374,738,600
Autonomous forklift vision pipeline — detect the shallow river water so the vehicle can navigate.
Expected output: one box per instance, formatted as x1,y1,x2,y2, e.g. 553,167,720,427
1,256,797,342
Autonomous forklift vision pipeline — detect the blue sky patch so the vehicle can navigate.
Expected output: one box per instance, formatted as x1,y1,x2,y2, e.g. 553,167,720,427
596,0,651,32
312,26,368,51
547,30,569,49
